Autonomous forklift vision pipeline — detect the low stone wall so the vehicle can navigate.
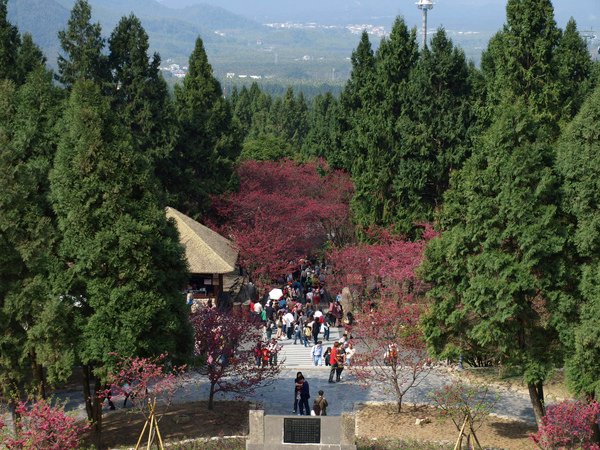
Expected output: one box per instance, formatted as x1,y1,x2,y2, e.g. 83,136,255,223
247,410,357,450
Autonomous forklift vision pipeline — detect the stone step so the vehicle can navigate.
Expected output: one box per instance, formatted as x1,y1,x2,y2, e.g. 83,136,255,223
279,328,344,368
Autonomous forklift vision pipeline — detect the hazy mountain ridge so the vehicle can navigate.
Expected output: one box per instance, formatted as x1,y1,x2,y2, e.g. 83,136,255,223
7,0,598,83
157,0,600,30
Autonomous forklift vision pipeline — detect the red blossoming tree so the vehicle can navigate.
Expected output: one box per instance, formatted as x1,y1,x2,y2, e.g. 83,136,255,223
0,399,88,449
327,224,436,308
191,308,282,410
350,297,432,413
209,159,353,288
106,353,185,414
531,400,600,450
105,354,186,448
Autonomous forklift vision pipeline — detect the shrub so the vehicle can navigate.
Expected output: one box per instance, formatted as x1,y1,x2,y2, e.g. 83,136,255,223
0,399,88,449
429,380,497,431
530,400,600,449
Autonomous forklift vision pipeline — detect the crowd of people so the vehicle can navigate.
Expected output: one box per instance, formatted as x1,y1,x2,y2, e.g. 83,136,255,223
248,260,356,369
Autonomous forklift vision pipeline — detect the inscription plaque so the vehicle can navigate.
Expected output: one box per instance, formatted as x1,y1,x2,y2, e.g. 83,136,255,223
283,417,321,444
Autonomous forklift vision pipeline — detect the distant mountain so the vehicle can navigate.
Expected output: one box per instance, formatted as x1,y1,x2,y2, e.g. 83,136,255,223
8,0,264,66
7,0,69,61
7,0,598,84
157,0,600,31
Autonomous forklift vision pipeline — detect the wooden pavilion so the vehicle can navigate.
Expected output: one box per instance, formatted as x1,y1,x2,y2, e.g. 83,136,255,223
166,207,239,304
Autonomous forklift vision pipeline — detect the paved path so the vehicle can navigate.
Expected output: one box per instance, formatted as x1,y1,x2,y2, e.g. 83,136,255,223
52,325,536,425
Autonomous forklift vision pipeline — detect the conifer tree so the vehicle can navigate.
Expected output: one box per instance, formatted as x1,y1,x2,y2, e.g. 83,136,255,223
384,28,474,232
301,92,339,159
164,37,239,218
0,0,20,81
554,18,593,121
0,65,71,400
349,18,420,230
15,33,46,85
57,0,109,88
556,85,600,401
108,14,175,165
334,31,376,171
422,102,567,427
50,80,193,444
481,0,561,127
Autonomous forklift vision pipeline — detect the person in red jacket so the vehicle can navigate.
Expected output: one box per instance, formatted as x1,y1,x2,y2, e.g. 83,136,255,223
328,342,339,383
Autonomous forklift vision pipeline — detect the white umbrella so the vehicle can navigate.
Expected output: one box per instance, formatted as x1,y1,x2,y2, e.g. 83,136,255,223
269,288,284,300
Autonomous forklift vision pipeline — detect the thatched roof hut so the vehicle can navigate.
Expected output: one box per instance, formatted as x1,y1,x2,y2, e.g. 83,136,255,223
166,206,238,275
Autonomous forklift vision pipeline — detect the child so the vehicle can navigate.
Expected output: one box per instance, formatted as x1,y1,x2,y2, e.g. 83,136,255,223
312,390,328,416
323,347,332,366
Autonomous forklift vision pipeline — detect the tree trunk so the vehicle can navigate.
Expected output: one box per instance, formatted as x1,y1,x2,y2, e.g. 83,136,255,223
208,383,215,410
82,367,103,449
527,381,546,427
31,355,46,399
396,399,403,413
90,374,104,449
7,398,19,437
82,365,94,421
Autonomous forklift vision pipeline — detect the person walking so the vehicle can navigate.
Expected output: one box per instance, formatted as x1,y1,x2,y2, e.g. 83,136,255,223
312,318,321,345
284,310,295,339
312,390,328,416
293,372,303,414
268,338,279,366
328,342,339,383
311,341,323,366
299,376,311,415
293,321,302,344
323,347,332,366
335,344,346,382
322,319,330,341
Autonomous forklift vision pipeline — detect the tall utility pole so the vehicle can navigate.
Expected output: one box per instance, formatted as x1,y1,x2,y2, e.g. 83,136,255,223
416,0,434,48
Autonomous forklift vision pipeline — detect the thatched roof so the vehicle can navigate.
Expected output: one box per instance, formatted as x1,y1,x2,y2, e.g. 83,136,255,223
166,207,238,274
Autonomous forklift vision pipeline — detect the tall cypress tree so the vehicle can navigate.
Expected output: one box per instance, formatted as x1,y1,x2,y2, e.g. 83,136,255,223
481,0,561,127
554,18,593,121
164,37,239,219
0,0,20,81
15,33,46,85
108,14,175,165
50,80,193,444
422,102,568,426
334,31,376,171
301,92,339,159
385,28,474,232
57,0,109,88
350,17,419,230
556,85,600,401
0,65,70,400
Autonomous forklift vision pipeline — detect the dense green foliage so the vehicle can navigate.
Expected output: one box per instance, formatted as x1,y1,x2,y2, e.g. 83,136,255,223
1,0,599,440
162,37,240,219
556,85,600,399
419,0,597,427
56,0,109,88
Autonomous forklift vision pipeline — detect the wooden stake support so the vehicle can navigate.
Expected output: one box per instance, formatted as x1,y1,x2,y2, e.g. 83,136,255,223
134,398,165,450
452,414,483,450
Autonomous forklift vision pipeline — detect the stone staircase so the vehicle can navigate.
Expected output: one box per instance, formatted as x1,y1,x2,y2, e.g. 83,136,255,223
278,327,343,368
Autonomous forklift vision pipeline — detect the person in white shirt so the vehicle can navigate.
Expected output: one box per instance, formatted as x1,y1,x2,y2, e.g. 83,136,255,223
345,343,355,367
311,341,324,366
284,311,295,339
253,302,263,314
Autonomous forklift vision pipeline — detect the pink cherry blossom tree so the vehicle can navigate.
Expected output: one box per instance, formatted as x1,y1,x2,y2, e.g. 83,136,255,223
350,297,432,413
